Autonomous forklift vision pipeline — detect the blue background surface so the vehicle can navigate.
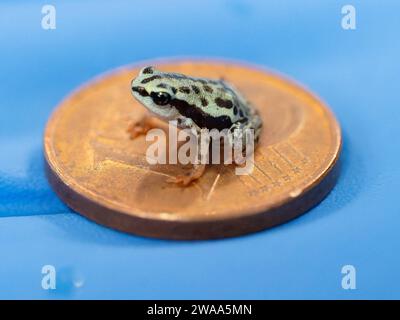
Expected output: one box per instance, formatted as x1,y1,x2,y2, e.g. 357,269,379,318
0,0,399,299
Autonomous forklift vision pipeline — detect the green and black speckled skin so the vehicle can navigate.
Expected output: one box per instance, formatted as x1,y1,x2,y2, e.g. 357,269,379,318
131,66,262,135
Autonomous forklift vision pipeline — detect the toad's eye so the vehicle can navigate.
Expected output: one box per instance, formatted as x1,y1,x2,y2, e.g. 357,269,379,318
151,91,171,106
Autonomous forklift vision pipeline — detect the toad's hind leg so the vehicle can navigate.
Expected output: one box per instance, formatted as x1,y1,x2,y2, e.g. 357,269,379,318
167,163,206,187
167,128,209,186
229,114,262,165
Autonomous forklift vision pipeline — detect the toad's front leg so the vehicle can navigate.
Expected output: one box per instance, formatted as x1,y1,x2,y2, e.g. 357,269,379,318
167,128,210,186
127,114,160,139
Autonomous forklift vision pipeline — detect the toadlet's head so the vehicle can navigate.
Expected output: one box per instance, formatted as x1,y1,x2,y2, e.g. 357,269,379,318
131,66,180,120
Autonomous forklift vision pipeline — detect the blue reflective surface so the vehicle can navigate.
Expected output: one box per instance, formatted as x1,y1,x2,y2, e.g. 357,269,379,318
0,0,399,299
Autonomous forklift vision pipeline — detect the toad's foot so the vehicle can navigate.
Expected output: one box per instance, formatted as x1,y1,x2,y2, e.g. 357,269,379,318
167,163,206,187
127,115,158,139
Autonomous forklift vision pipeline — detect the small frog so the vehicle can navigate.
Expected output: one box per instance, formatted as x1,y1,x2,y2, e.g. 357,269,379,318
130,66,262,185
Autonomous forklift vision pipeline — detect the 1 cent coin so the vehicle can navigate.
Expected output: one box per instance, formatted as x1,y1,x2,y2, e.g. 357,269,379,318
44,60,341,240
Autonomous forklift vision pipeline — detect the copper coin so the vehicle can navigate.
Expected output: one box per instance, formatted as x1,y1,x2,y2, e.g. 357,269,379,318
44,60,341,240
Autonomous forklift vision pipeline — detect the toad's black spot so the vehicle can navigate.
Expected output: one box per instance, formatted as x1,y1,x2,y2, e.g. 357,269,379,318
236,117,248,124
165,74,185,80
141,75,162,84
215,97,233,109
171,87,177,94
157,83,167,89
191,85,200,94
170,99,232,130
142,66,154,74
179,86,191,94
132,86,149,97
233,106,238,115
201,98,208,106
239,110,244,117
203,85,213,93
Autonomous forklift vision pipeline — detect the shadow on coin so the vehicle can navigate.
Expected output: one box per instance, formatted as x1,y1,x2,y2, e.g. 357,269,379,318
134,161,239,212
133,133,240,210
